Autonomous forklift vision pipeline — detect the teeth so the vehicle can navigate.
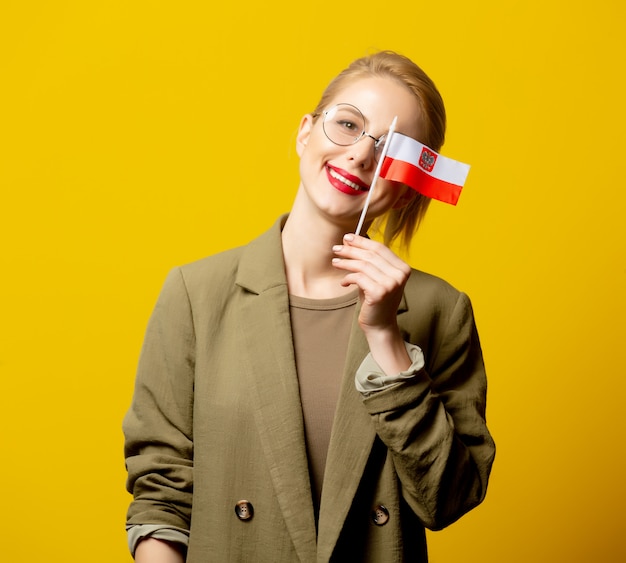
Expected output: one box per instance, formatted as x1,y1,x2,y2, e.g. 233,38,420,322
329,168,367,191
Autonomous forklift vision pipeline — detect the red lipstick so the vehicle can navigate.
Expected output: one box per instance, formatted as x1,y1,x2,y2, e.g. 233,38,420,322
325,164,369,196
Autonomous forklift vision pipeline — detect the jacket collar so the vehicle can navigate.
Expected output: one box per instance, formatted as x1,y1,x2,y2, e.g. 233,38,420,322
235,214,290,295
235,214,408,313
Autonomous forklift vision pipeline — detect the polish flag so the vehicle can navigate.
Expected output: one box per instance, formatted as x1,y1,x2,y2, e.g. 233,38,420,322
380,132,471,206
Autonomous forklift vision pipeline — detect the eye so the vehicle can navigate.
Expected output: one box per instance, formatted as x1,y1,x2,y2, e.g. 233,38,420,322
337,119,360,132
322,104,366,146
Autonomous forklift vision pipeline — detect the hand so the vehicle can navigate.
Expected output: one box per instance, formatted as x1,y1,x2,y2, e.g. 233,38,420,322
332,233,412,374
332,233,410,331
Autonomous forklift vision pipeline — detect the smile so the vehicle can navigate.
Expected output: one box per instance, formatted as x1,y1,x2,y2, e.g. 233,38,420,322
326,165,369,195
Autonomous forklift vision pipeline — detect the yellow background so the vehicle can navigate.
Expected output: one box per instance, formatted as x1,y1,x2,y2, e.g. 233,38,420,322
1,1,624,561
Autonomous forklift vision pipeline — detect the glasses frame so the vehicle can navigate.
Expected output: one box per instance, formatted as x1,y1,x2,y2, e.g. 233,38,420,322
317,103,387,160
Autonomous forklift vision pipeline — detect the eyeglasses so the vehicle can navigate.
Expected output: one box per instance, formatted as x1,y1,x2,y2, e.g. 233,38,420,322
317,103,388,161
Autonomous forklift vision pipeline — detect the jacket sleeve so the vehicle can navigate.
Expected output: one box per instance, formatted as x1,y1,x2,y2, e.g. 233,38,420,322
123,267,195,531
361,291,495,531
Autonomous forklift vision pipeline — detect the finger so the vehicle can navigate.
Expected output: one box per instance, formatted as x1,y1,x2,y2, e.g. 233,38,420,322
332,257,390,286
337,236,412,280
332,246,409,287
336,271,392,303
332,261,405,303
342,234,410,272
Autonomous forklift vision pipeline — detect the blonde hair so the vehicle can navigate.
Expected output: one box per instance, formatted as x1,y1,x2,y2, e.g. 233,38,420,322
312,50,447,249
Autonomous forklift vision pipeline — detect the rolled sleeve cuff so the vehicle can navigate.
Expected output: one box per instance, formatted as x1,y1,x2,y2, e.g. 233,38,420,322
126,524,190,557
355,342,425,395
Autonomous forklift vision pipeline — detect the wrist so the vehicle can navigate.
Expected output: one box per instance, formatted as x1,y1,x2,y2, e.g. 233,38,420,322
362,325,412,376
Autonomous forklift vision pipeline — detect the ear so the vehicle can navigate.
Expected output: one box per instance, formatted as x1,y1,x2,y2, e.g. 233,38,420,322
296,114,314,157
392,185,417,209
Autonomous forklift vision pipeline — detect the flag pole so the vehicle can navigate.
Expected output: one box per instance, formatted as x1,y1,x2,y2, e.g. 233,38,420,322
354,116,397,237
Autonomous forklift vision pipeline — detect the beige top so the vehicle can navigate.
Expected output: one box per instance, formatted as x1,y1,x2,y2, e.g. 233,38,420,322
289,290,359,517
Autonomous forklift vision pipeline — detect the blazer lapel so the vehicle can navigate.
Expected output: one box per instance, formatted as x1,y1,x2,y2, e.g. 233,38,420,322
236,217,317,562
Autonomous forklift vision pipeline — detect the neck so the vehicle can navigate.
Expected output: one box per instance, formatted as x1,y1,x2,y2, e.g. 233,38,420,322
281,207,361,299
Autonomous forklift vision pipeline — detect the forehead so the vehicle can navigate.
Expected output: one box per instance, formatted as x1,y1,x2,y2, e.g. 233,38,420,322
326,76,422,138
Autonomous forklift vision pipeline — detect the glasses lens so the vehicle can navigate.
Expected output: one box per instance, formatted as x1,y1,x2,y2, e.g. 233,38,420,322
322,104,365,146
322,104,387,161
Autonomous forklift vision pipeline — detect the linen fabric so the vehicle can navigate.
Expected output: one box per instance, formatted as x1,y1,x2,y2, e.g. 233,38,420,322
123,215,495,562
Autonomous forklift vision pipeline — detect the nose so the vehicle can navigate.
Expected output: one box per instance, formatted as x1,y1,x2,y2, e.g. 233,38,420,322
347,135,377,167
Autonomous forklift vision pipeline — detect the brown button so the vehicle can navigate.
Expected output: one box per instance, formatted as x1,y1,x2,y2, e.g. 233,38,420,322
372,504,389,526
235,500,254,521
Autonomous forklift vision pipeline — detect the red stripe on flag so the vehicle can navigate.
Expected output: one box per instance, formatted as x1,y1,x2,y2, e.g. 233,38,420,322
381,157,462,206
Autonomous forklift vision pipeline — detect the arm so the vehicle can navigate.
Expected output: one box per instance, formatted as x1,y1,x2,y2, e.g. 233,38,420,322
123,268,195,548
333,234,495,529
332,233,413,374
361,291,495,529
135,538,185,563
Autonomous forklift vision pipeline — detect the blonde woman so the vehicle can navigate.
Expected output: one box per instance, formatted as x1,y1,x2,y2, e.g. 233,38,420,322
124,50,495,563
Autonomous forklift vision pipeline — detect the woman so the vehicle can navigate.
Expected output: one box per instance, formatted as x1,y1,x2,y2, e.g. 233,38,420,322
124,50,495,562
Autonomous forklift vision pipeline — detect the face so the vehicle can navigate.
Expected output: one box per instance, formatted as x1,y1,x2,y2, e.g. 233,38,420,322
295,76,423,229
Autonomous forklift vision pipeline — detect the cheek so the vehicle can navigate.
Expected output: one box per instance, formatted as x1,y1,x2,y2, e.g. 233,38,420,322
298,145,312,173
298,147,321,189
375,180,402,201
298,133,332,175
373,181,413,211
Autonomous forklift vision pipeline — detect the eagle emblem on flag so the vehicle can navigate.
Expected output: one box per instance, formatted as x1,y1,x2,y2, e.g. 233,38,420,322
419,147,437,172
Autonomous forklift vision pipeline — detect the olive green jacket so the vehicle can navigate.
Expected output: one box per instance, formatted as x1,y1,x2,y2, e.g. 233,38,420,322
123,216,495,562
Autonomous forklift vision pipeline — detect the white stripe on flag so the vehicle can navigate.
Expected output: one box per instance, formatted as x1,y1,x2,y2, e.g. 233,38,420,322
386,133,470,187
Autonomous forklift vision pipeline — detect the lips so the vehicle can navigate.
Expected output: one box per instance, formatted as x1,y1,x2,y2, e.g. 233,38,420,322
326,164,370,196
